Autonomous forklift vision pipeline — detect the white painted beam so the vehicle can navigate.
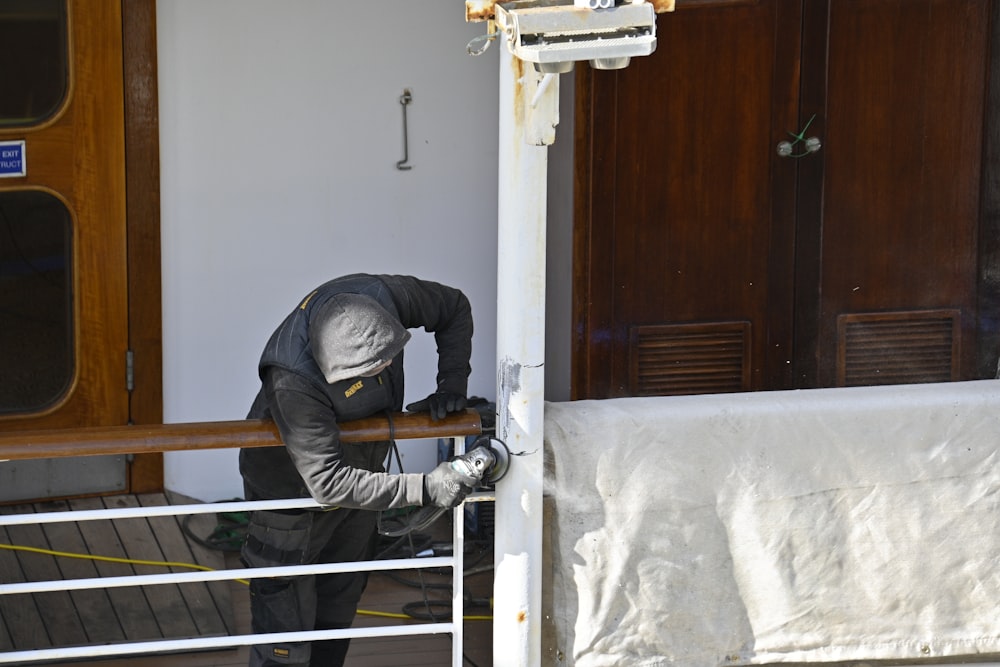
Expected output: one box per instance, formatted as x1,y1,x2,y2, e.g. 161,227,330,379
493,50,557,667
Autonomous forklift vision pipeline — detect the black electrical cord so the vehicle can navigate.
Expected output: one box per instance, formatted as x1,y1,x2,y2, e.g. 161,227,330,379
179,504,248,552
402,597,493,623
382,414,490,666
406,527,440,623
375,531,433,560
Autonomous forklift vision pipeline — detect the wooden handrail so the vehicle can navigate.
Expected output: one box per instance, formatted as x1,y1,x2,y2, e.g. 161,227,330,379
0,409,482,461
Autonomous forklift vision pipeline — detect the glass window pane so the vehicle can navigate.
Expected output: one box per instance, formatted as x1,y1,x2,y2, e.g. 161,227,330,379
0,0,68,127
0,190,73,414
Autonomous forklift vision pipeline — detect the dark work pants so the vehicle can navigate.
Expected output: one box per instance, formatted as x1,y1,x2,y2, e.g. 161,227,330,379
242,494,378,667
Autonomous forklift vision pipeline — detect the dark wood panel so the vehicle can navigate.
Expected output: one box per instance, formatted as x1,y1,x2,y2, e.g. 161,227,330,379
630,321,751,395
575,0,995,398
812,0,989,386
836,309,961,386
572,39,619,399
980,0,1000,379
574,0,801,397
790,0,831,387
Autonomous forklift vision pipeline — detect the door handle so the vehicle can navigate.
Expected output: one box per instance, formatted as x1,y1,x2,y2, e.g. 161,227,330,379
777,136,821,157
777,114,821,158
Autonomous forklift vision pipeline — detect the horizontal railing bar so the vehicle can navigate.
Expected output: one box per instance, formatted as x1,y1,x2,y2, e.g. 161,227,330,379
0,555,455,596
0,430,488,665
0,492,494,528
0,409,482,461
0,623,456,664
0,497,323,526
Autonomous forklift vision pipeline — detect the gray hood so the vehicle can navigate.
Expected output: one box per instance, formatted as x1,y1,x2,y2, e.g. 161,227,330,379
308,293,411,384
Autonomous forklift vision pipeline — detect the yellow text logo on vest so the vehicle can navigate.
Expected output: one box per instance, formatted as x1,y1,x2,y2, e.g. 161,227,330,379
344,380,364,398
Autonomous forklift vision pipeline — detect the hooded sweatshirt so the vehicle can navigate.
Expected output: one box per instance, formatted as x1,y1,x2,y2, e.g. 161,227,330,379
239,274,473,509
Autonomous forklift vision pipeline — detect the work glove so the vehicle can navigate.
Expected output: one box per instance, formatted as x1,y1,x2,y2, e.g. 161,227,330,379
406,391,467,421
423,460,478,508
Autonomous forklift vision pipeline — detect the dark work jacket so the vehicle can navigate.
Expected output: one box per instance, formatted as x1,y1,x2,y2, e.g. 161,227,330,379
239,274,473,509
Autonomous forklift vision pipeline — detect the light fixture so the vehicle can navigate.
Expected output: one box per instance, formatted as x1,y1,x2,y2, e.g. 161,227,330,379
495,0,657,73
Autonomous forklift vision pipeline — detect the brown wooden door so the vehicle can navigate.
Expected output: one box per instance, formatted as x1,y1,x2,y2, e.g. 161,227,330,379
573,0,994,399
0,0,128,429
797,0,990,388
0,0,162,499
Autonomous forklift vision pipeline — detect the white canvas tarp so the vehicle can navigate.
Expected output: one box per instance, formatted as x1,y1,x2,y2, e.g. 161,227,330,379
543,380,1000,666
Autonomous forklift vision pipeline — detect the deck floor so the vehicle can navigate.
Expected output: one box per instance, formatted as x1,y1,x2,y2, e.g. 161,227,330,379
0,493,493,667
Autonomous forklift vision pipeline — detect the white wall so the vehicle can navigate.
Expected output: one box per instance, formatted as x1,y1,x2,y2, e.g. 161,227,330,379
158,1,575,501
157,1,508,501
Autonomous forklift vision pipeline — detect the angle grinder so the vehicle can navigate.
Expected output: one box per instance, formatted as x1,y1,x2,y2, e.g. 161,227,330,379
379,436,510,537
447,435,511,486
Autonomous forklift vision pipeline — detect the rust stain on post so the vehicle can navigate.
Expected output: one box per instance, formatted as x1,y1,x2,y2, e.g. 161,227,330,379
466,0,495,22
512,56,527,128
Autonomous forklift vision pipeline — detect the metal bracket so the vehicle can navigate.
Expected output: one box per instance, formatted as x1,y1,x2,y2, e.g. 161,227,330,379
494,0,657,73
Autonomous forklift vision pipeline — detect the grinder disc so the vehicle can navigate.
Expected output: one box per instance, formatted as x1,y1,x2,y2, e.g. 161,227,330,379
470,435,511,484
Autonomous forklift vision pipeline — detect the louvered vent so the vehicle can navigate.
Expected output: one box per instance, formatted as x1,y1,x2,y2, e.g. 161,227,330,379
837,310,960,386
629,322,750,396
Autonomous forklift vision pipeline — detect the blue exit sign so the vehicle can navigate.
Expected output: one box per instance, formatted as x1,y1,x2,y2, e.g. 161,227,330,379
0,141,26,178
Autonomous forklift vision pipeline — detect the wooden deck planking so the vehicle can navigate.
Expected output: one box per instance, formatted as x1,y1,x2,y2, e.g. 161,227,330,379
1,496,493,666
0,522,50,650
67,497,165,641
99,494,202,639
3,505,91,647
346,540,495,667
135,493,232,637
0,601,11,653
0,493,235,657
39,502,128,645
53,549,494,667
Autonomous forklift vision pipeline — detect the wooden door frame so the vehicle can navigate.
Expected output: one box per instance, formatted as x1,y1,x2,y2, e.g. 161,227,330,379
122,0,163,492
978,0,1000,381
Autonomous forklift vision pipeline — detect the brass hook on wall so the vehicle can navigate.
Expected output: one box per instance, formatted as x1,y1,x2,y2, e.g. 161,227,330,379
396,89,413,171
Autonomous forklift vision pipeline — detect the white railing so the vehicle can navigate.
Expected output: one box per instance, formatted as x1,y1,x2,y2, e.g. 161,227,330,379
0,434,489,667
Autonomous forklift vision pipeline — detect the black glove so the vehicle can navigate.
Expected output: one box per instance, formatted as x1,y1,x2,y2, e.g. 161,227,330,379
406,391,467,421
423,460,478,508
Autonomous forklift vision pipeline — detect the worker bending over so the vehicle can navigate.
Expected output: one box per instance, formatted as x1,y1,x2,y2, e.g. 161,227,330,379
239,273,478,667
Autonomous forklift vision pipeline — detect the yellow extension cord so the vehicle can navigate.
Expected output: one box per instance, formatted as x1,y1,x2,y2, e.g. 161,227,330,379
0,542,493,621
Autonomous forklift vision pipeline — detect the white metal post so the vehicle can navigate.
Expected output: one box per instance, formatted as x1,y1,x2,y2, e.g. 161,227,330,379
494,50,557,667
453,435,466,667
